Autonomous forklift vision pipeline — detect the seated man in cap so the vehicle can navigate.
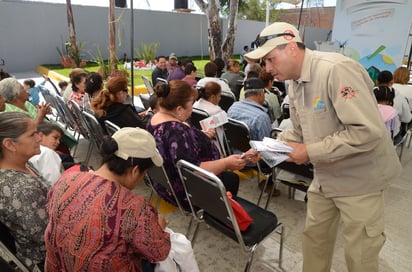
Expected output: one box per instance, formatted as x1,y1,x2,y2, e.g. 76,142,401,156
166,53,178,74
227,77,272,141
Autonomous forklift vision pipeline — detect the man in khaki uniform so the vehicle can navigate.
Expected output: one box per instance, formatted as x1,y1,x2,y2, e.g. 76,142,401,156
245,22,401,272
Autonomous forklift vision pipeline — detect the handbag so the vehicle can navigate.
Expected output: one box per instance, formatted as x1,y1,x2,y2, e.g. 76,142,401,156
226,192,253,231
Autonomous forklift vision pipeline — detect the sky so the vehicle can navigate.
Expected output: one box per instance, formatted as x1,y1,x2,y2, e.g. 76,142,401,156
18,0,337,12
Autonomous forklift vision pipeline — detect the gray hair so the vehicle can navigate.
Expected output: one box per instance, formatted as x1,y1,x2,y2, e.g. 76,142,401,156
0,112,32,159
0,77,22,102
244,88,263,98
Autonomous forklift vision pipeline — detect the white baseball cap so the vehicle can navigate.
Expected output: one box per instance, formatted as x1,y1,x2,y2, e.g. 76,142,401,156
245,22,302,60
113,127,163,167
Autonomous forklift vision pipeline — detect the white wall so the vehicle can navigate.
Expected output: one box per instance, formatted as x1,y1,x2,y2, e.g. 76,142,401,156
0,1,265,73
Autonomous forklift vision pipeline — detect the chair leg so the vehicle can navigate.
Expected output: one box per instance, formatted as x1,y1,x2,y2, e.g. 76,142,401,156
244,250,256,272
154,196,161,209
71,134,81,158
83,143,94,165
257,174,270,206
407,131,412,148
186,216,194,238
398,143,404,160
277,224,284,269
265,176,278,209
188,221,201,244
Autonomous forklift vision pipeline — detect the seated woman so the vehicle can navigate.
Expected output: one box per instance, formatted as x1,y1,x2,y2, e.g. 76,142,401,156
147,80,259,209
0,77,50,125
221,59,245,100
91,75,144,132
83,72,103,112
193,81,226,156
69,71,87,108
44,127,187,271
193,81,224,115
373,86,400,140
181,64,198,86
0,112,50,270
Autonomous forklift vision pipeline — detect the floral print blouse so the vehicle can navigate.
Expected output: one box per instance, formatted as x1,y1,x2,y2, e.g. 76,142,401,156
0,164,50,269
147,121,220,209
44,171,170,272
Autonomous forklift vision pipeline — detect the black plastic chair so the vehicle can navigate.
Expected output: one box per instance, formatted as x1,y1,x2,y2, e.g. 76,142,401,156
176,160,284,272
139,94,151,110
0,222,36,272
189,107,209,130
82,111,107,153
223,118,275,208
103,120,121,136
145,165,194,235
69,100,94,163
276,162,313,200
142,75,154,95
218,91,236,112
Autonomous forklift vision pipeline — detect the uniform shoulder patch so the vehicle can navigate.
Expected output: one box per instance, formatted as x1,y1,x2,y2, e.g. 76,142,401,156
340,86,355,99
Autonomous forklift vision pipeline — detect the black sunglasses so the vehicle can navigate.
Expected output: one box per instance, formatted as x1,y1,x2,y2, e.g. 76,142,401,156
255,32,295,47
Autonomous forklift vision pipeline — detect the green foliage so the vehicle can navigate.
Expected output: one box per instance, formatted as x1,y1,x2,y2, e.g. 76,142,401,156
56,39,70,57
56,39,85,67
68,41,85,67
90,45,110,79
135,42,159,63
220,0,283,22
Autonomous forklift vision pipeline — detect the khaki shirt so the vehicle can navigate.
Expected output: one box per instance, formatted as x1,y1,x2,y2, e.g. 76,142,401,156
278,49,401,197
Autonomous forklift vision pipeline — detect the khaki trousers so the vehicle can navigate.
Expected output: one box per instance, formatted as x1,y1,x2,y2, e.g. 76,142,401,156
302,184,386,272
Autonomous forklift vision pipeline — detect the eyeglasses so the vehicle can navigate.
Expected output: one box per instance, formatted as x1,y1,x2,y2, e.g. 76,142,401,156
255,32,295,47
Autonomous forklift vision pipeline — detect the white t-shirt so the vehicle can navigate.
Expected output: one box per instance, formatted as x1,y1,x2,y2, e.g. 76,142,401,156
29,145,62,186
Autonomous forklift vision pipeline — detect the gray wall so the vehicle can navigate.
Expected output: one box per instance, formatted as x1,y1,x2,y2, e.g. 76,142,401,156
0,1,265,73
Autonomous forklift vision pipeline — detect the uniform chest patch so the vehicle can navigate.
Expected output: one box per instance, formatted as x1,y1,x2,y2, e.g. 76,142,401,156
340,86,355,99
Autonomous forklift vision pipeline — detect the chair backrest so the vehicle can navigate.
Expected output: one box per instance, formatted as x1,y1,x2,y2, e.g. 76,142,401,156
55,95,78,131
146,165,189,215
139,94,151,110
277,162,314,180
189,107,209,130
176,160,245,243
142,75,154,95
219,91,236,112
104,120,120,136
0,222,30,272
223,118,251,154
69,100,90,139
82,111,107,150
156,77,168,85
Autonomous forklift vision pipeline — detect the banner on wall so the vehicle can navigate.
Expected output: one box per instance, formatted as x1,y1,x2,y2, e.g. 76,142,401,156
332,0,412,81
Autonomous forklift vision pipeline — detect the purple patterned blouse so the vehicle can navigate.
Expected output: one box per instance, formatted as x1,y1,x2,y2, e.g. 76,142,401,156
147,121,220,209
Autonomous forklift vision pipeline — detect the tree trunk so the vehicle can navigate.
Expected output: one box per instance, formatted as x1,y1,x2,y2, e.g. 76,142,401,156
207,0,222,60
109,0,118,74
194,0,222,60
66,0,78,67
221,0,239,62
195,0,240,61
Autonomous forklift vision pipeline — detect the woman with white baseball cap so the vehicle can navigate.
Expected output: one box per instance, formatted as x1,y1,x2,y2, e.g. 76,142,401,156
44,127,198,272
